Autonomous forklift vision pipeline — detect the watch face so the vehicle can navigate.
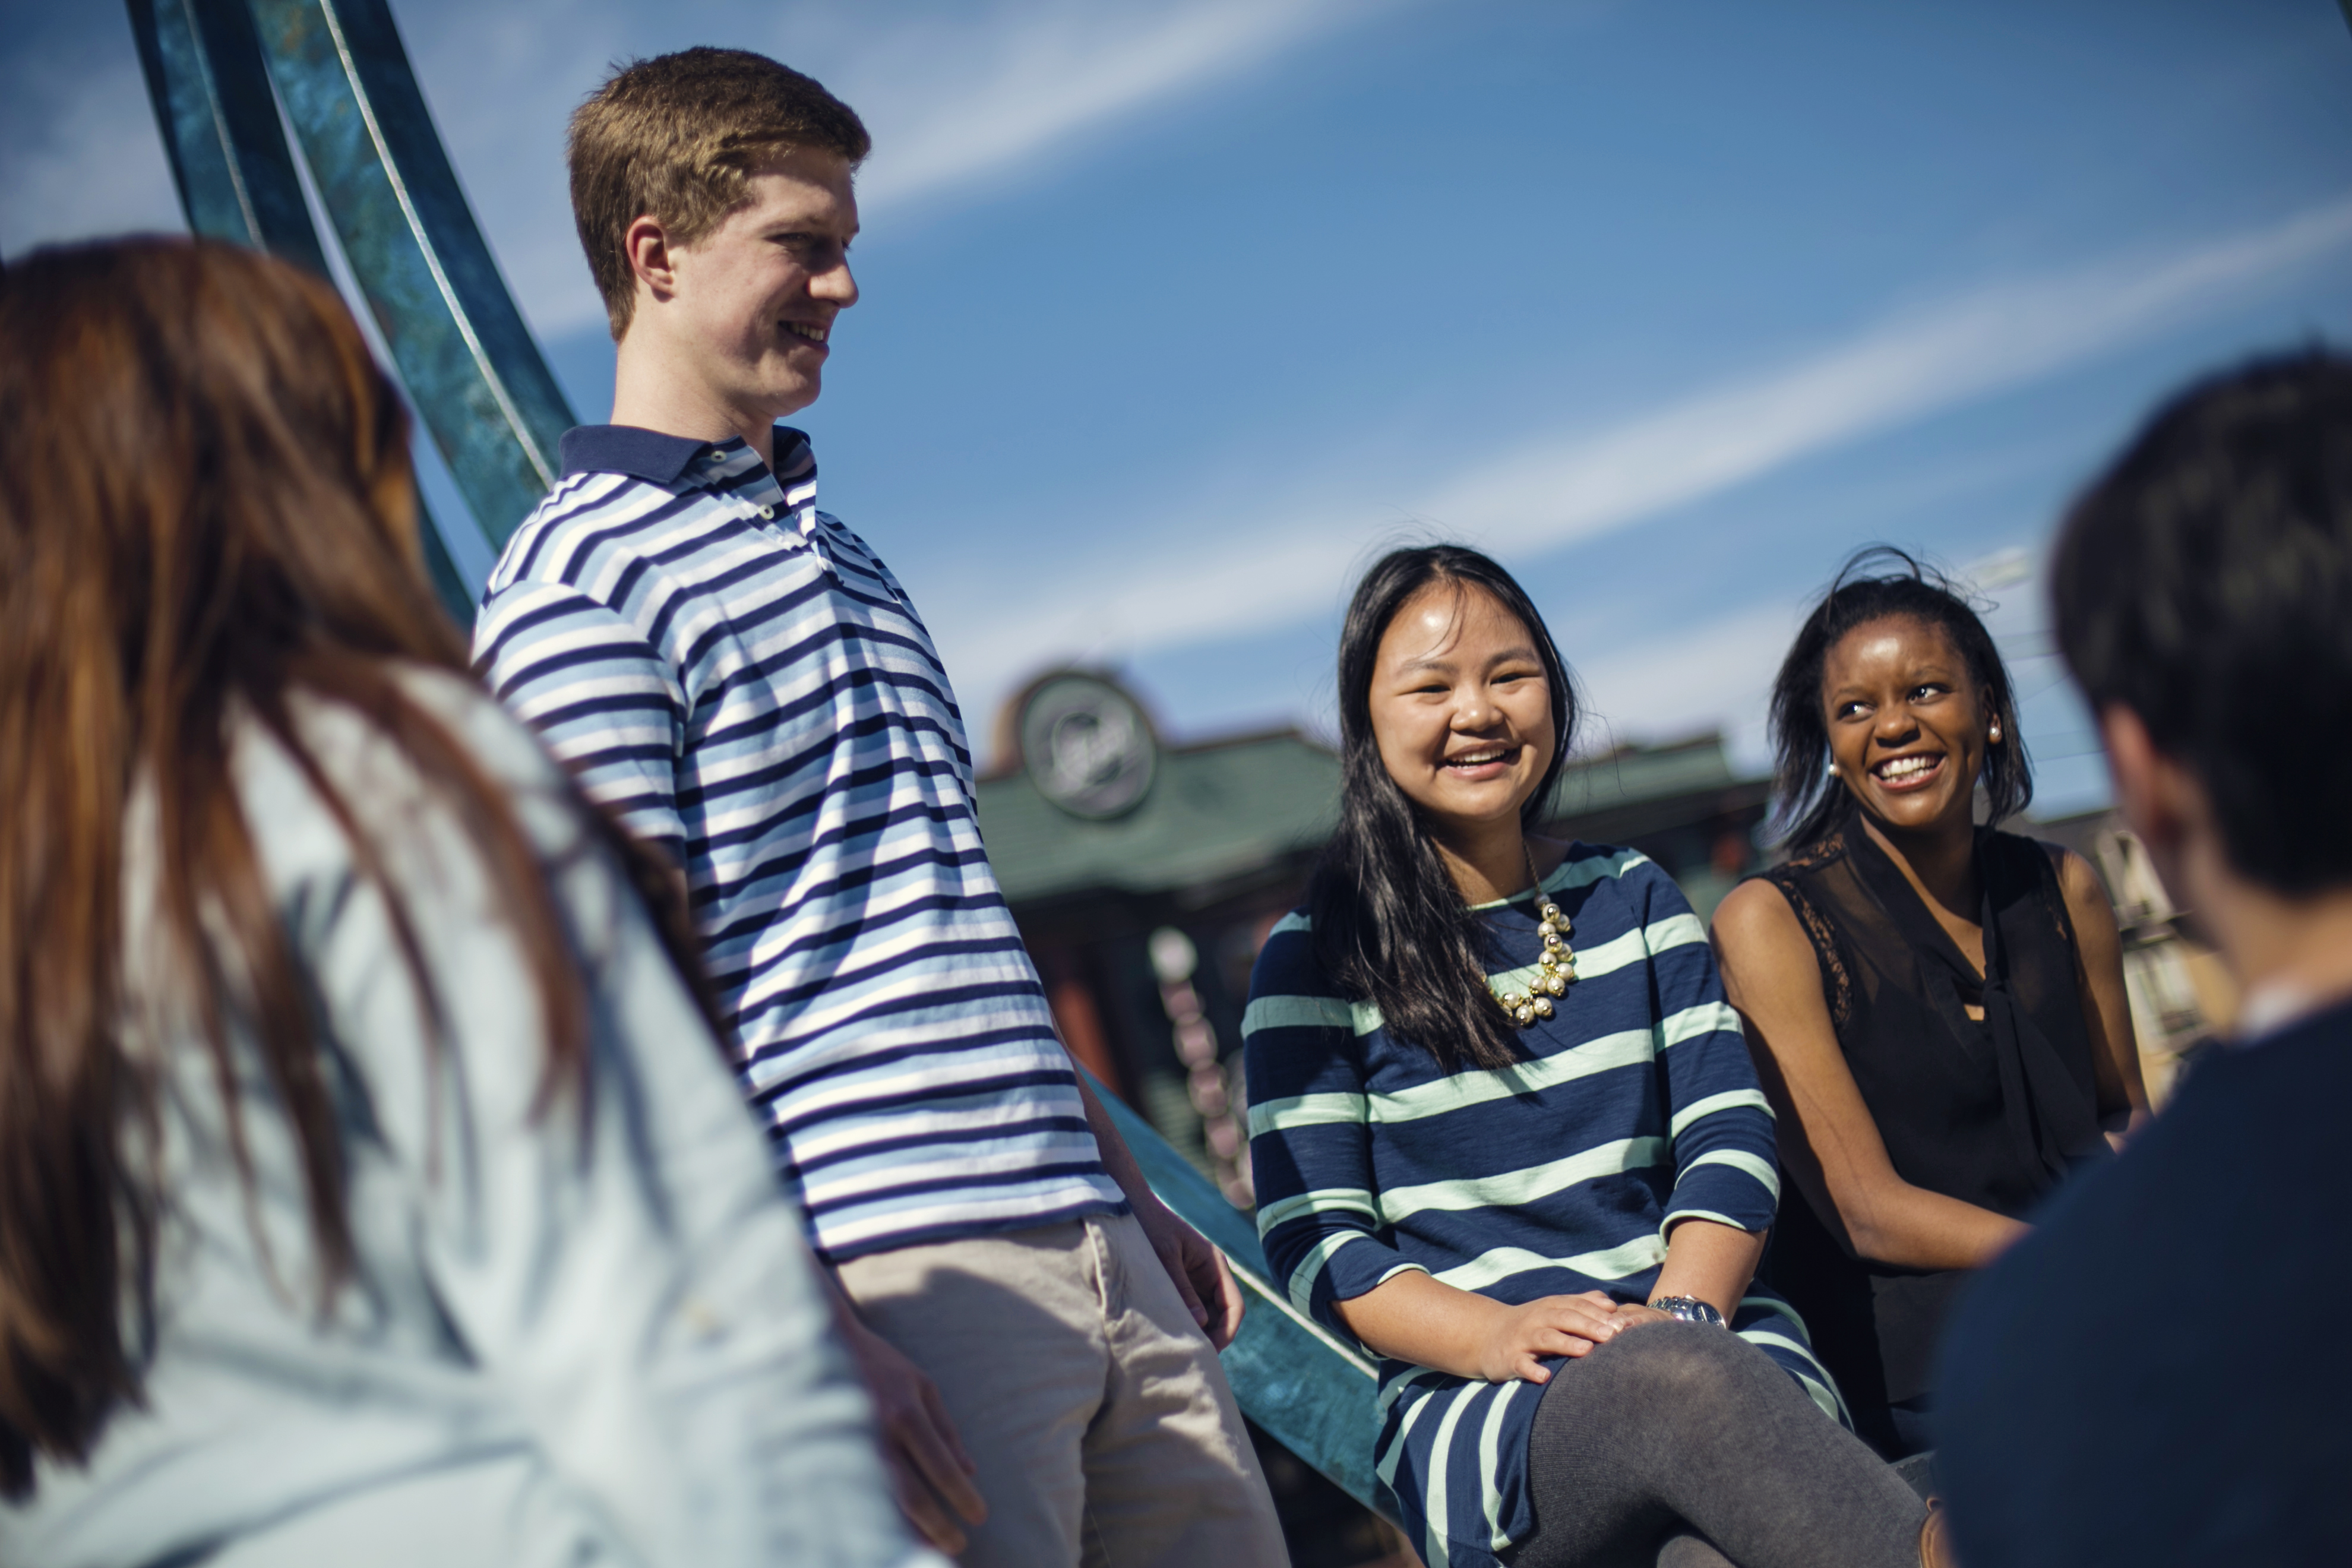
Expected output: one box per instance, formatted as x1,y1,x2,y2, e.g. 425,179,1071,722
1655,1297,1724,1327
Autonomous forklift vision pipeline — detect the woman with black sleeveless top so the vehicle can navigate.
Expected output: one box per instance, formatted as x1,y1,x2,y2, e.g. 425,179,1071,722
1710,549,2148,1461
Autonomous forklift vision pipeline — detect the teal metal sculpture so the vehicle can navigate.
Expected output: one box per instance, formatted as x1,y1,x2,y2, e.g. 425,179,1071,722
245,0,577,551
127,0,1387,1520
128,0,477,621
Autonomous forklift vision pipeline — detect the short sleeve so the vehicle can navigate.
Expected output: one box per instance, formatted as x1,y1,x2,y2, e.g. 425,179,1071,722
473,578,688,864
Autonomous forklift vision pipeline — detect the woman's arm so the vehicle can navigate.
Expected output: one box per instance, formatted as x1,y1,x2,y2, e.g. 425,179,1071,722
1637,864,1778,1317
1333,1271,1626,1385
1711,880,2025,1272
1332,1218,1764,1382
1645,1218,1766,1322
2051,848,2152,1143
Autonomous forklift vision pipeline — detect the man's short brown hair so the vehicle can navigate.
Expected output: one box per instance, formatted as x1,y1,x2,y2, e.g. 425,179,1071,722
569,48,870,339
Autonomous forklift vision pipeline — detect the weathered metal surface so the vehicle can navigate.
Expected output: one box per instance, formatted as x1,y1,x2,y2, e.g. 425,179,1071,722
127,0,327,271
1082,1069,1387,1518
243,0,578,550
124,0,476,626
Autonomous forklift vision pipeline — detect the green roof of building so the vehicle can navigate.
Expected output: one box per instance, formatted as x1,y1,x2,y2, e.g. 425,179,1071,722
976,725,1767,908
976,730,1341,906
1546,734,1750,815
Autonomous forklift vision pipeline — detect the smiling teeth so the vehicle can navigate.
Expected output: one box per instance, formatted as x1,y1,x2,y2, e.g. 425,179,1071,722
1450,750,1509,766
1879,755,1937,778
783,321,828,342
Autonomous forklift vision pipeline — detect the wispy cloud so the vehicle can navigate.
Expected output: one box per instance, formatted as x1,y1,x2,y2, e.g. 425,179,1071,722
1422,195,2352,550
847,0,1383,216
399,0,1396,340
925,194,2352,696
1,2,1393,337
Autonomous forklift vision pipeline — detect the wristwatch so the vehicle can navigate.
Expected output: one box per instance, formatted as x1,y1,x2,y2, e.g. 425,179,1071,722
1648,1295,1727,1329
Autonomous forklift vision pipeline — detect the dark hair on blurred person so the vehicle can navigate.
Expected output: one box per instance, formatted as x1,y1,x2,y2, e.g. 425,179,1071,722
1309,545,1578,1073
1767,546,2031,851
2053,348,2352,894
0,237,712,1498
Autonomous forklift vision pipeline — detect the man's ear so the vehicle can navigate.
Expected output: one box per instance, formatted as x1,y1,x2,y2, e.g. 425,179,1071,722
2099,705,2174,849
624,214,680,302
2100,703,2217,912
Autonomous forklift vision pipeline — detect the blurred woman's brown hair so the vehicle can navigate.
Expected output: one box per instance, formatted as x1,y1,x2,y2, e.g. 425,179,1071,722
0,237,708,1496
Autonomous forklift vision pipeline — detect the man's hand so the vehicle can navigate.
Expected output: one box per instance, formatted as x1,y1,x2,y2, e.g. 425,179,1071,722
827,1281,987,1554
1132,1194,1246,1349
1067,1068,1247,1349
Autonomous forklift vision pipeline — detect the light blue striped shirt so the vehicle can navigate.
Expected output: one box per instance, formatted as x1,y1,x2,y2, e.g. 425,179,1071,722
473,426,1122,1262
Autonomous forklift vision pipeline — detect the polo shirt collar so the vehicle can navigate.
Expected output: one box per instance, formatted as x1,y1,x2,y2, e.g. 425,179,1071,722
559,423,815,488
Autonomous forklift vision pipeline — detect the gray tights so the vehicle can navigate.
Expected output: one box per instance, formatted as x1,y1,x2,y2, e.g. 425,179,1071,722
1510,1322,1925,1568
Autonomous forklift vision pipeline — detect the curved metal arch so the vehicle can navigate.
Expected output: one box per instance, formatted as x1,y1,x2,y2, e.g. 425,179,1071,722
244,0,578,551
125,0,475,622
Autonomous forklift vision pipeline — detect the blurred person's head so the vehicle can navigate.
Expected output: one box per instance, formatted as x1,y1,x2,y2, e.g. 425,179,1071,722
1308,545,1578,1071
2054,350,2352,939
570,48,865,436
1768,547,2030,853
0,238,702,1497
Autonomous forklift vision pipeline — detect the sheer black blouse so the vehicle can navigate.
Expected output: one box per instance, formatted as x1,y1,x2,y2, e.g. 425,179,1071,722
1756,824,2108,1453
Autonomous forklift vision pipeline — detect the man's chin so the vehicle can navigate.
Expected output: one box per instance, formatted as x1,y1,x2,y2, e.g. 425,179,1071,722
767,374,822,419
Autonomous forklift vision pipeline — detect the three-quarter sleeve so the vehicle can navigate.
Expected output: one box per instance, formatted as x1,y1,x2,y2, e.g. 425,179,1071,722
473,579,691,866
268,679,931,1568
1243,916,1427,1338
1630,861,1782,1239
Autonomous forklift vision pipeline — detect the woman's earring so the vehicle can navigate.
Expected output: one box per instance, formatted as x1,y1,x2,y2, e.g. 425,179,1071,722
1989,720,2003,742
1824,757,1838,779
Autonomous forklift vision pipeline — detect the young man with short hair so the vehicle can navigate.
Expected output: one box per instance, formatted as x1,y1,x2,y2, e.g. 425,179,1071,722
1932,351,2352,1564
475,48,1286,1568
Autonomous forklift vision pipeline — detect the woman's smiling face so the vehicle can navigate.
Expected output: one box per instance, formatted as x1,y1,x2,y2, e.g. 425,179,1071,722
1368,581,1556,842
1821,614,1994,837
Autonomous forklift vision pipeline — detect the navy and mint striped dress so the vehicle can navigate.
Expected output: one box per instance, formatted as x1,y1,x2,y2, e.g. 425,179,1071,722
1243,844,1849,1568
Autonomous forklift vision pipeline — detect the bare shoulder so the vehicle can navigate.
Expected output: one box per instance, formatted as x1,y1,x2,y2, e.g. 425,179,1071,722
2044,842,2125,946
1711,876,1807,954
2041,843,2113,911
1711,876,1838,1039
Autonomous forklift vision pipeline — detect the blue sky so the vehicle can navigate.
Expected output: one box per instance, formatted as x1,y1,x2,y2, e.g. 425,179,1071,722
7,1,2350,814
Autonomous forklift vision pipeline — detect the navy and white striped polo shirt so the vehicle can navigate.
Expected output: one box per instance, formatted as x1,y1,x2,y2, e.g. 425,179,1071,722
473,425,1123,1262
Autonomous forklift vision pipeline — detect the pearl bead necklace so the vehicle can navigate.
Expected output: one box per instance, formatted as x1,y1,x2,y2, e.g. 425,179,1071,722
1493,843,1575,1026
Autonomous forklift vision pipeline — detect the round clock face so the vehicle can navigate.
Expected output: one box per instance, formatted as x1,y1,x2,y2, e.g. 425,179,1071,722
1020,674,1158,820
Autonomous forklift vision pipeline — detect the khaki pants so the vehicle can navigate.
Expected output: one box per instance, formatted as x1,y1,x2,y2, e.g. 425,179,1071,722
836,1212,1290,1568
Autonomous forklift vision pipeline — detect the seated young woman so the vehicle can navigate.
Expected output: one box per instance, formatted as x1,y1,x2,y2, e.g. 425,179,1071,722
1244,546,1942,1568
1709,549,2148,1462
0,240,925,1567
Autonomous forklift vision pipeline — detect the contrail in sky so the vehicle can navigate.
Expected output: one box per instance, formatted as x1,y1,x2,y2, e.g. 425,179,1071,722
931,191,2352,693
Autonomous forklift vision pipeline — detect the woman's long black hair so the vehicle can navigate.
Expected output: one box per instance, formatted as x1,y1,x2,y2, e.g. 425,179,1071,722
1308,546,1578,1073
1766,546,2031,852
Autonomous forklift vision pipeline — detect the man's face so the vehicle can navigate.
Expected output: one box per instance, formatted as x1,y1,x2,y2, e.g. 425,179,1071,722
660,146,859,422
